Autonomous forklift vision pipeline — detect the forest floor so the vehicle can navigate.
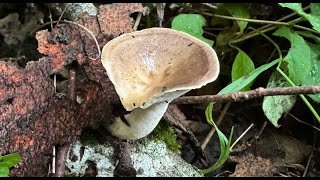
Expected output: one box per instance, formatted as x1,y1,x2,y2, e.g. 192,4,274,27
1,3,320,177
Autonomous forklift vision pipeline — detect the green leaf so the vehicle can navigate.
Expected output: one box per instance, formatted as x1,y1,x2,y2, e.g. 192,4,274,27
0,153,20,169
301,43,320,102
223,4,250,33
231,48,255,91
279,3,304,14
199,102,234,174
210,4,230,27
296,31,320,45
273,27,312,85
219,58,280,95
171,14,214,46
262,71,297,127
279,3,320,32
0,153,20,177
311,3,320,16
0,167,9,177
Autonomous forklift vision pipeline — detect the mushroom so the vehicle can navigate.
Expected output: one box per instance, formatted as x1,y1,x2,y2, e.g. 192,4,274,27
101,28,219,140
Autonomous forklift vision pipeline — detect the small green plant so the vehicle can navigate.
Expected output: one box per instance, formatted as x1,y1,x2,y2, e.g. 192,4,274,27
171,3,320,174
211,3,320,126
230,44,255,91
151,121,181,152
171,13,235,173
0,153,21,177
199,103,234,174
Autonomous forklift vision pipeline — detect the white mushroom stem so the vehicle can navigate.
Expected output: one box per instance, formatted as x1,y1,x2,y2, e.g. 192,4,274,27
107,90,189,140
107,101,169,140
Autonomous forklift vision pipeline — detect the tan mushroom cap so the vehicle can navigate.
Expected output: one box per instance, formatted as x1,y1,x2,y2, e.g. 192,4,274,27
101,28,219,111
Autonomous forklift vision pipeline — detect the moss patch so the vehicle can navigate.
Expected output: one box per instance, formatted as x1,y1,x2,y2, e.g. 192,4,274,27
150,121,181,152
80,128,100,147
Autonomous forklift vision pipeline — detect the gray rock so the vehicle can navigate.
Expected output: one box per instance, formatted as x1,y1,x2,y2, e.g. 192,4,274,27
65,139,203,177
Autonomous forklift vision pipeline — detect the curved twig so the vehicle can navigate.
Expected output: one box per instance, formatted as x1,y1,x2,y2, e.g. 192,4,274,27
31,20,101,60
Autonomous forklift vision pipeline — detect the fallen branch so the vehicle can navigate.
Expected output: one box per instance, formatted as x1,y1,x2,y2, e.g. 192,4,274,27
172,85,320,104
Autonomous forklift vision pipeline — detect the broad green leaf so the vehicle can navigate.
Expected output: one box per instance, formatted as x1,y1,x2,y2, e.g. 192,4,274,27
311,3,320,16
171,14,214,46
216,30,240,47
199,102,234,174
0,153,20,177
262,72,297,127
273,27,311,85
279,3,320,32
210,4,230,27
296,31,320,45
219,58,280,95
279,3,304,14
222,3,250,33
0,153,20,169
0,167,9,177
301,43,320,102
231,48,255,91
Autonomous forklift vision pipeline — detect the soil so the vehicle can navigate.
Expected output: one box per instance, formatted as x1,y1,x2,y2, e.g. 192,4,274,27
0,3,319,177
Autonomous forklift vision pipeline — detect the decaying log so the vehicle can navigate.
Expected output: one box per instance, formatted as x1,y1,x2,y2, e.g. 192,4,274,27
0,3,147,176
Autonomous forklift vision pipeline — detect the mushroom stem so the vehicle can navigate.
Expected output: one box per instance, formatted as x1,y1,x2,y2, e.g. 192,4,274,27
106,90,190,140
107,101,170,140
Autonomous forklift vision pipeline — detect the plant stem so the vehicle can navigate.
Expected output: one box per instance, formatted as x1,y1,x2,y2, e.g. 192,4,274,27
213,14,320,34
242,4,310,38
201,102,231,150
276,68,320,123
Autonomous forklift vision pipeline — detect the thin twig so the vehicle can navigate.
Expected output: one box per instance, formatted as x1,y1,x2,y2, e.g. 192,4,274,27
288,113,320,132
266,48,277,64
52,146,55,175
255,121,267,140
163,105,208,166
213,14,320,35
172,85,320,104
68,68,77,101
48,7,53,30
63,20,101,60
54,144,71,177
204,31,218,38
55,3,69,28
230,123,254,150
53,74,57,93
303,131,316,177
245,5,310,37
31,20,101,60
176,3,314,46
157,3,166,27
133,12,143,31
197,8,318,36
230,121,267,153
208,5,310,46
54,66,77,177
201,102,231,150
201,3,217,9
